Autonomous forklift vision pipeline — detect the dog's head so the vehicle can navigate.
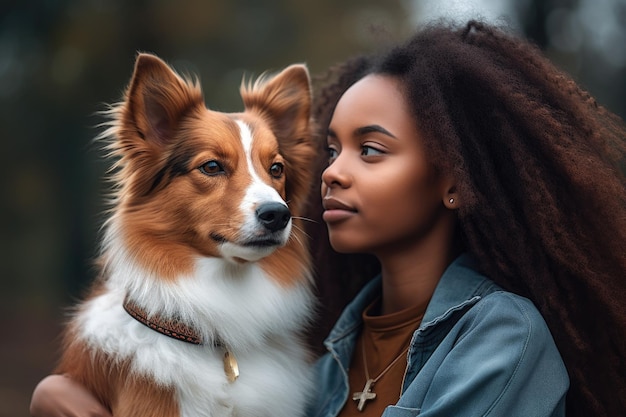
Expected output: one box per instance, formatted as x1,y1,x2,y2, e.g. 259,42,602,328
103,53,315,278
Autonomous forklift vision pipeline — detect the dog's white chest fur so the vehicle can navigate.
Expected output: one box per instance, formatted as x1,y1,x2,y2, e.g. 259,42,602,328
77,249,314,417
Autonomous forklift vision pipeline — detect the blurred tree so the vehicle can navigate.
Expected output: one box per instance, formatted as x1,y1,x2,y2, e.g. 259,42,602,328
516,0,626,117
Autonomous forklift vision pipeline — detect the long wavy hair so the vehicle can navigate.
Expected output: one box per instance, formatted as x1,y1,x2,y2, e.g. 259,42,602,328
307,20,626,416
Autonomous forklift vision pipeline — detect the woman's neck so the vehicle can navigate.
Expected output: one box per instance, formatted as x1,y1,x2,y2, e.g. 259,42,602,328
376,222,459,316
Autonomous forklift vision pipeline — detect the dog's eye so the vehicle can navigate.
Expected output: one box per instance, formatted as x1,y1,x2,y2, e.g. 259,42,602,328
269,163,284,179
199,160,224,176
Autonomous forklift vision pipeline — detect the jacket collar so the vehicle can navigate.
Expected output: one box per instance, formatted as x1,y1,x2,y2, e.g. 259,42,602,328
324,253,497,346
419,253,498,331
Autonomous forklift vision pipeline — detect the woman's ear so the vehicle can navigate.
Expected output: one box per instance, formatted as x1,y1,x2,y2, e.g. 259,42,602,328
442,178,459,210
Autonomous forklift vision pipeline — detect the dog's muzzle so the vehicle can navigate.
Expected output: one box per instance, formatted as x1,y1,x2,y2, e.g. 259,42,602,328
255,202,291,232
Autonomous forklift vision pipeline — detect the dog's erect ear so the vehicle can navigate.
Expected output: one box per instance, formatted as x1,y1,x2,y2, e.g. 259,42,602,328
240,64,311,144
124,53,203,146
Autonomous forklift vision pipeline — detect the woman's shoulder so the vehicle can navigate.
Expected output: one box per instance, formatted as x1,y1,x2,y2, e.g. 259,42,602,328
475,289,543,318
403,288,569,417
462,289,556,345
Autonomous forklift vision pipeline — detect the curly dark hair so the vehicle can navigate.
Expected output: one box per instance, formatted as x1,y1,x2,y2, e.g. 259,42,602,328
306,20,626,417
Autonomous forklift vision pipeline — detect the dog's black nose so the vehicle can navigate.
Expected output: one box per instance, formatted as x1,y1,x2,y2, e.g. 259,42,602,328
256,203,291,232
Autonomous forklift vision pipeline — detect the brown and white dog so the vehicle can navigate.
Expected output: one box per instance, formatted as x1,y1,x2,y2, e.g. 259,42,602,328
55,53,317,417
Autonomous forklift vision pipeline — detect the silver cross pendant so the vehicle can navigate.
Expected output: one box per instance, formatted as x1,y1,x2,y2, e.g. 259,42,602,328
352,379,377,411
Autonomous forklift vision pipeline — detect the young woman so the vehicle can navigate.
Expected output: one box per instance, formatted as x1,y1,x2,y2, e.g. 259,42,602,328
31,20,626,417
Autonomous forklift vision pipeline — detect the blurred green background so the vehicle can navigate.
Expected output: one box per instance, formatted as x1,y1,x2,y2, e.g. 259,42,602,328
1,1,624,416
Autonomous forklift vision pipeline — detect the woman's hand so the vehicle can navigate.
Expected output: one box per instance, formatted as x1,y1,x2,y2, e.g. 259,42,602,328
30,374,112,417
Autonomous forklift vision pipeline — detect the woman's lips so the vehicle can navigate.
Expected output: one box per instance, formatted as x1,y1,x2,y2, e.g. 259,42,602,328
322,197,357,223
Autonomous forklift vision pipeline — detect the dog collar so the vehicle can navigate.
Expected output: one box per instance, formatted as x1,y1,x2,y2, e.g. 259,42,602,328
122,297,240,382
122,297,203,344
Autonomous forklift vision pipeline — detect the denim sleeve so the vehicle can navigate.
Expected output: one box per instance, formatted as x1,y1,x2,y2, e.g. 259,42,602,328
395,292,569,417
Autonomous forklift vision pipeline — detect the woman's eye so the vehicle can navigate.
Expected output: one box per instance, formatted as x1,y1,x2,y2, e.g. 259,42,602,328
361,145,384,157
327,147,338,163
269,162,284,178
199,160,225,176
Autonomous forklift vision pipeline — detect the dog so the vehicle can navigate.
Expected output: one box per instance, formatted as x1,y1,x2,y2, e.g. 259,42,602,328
55,53,317,417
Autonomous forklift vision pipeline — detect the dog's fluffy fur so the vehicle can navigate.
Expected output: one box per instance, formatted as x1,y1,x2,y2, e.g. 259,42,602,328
55,53,317,417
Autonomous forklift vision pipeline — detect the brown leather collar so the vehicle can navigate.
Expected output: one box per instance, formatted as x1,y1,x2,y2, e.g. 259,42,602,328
123,297,240,382
123,297,203,345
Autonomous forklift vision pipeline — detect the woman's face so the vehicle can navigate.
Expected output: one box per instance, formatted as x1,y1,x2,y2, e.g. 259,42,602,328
321,74,450,256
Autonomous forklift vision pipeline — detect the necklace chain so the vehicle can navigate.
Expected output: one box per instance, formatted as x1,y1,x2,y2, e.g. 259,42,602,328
362,341,409,383
352,340,409,412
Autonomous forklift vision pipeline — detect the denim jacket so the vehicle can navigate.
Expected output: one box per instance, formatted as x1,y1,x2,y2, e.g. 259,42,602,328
309,254,569,417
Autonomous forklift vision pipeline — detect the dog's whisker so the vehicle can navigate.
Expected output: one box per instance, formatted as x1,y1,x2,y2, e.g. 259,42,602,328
292,216,318,224
289,233,306,249
290,224,312,244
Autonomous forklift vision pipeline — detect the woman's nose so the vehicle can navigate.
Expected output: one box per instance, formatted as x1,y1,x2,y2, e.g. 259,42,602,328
321,155,350,189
